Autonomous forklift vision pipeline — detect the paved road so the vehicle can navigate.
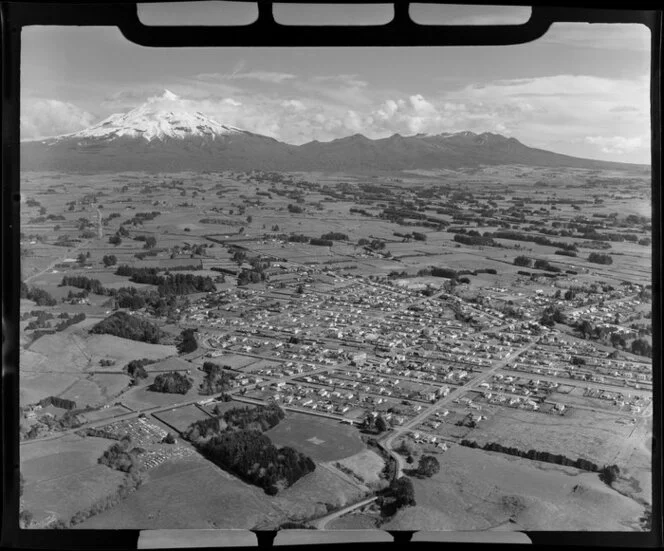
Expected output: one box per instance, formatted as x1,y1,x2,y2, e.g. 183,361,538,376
23,239,91,283
380,338,540,478
311,496,378,530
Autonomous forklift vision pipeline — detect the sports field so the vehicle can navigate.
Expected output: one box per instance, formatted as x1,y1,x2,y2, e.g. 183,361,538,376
266,412,365,462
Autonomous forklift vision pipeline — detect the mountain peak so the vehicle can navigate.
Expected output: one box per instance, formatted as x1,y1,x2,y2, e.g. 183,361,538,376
46,91,245,143
159,89,180,101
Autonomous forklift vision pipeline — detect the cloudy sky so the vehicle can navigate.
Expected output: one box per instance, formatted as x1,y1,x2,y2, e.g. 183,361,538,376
21,6,651,163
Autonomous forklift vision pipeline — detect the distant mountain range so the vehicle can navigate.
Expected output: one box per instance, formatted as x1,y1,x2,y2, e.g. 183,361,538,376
21,90,640,173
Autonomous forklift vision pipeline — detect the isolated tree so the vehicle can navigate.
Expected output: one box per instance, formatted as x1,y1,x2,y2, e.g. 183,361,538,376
103,254,117,267
144,236,157,249
109,234,122,246
247,215,253,224
375,414,389,433
631,338,652,358
417,455,440,478
600,464,620,486
390,477,416,508
513,255,532,267
177,328,198,354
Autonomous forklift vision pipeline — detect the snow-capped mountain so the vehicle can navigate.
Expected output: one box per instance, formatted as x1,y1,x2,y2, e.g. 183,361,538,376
21,91,637,172
45,90,245,144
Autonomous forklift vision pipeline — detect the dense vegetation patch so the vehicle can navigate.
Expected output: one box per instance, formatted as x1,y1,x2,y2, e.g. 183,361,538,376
151,371,193,394
90,311,163,343
184,404,314,495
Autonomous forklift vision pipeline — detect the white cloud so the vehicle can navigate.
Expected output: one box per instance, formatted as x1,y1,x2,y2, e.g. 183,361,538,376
540,23,650,52
585,135,646,155
21,98,95,140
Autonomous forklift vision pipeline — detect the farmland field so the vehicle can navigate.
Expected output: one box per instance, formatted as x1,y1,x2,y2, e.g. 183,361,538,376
405,445,644,531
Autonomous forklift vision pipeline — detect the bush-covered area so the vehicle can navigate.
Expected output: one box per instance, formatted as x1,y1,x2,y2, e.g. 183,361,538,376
67,472,143,528
39,396,77,409
151,371,193,394
125,358,156,380
288,234,310,243
90,311,163,344
54,312,86,332
588,252,613,265
533,259,562,273
183,404,312,494
223,403,285,431
98,437,140,473
60,275,106,294
196,429,315,495
200,361,235,395
453,233,496,247
20,283,57,306
309,238,334,246
513,255,532,267
489,231,577,251
237,269,267,286
554,249,577,257
320,232,348,241
184,416,226,442
115,265,216,294
460,440,599,472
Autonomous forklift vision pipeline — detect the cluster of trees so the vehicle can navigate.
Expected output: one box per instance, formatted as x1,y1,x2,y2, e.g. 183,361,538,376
102,254,118,267
460,440,600,472
200,361,235,395
320,232,348,241
122,211,161,226
177,328,198,354
67,472,144,528
554,249,577,257
196,429,315,495
309,238,334,246
20,283,57,306
125,358,156,381
453,233,496,247
78,427,123,440
630,338,652,358
183,404,313,494
115,266,216,295
378,477,416,517
184,416,226,441
288,233,310,243
90,311,163,344
362,412,389,433
39,396,77,410
599,464,621,486
223,404,285,431
287,204,304,214
533,259,562,273
588,252,613,265
416,455,440,478
134,235,157,249
237,268,267,286
60,275,105,294
98,436,140,473
489,230,577,251
53,312,86,332
25,310,53,330
151,371,193,394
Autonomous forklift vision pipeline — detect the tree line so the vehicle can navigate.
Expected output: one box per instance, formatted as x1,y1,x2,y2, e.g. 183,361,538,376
460,440,600,472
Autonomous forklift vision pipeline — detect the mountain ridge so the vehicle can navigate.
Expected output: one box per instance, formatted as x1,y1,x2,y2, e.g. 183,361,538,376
21,90,646,173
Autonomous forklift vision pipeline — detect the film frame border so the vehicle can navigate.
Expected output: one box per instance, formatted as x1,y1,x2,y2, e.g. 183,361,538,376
1,1,661,548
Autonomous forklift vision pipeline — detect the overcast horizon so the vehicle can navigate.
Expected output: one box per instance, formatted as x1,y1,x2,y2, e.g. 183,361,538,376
21,17,651,164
